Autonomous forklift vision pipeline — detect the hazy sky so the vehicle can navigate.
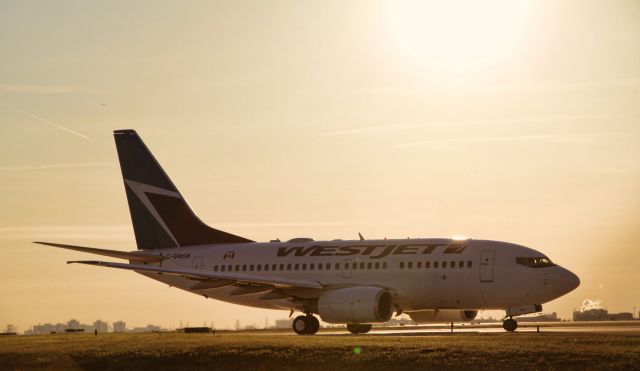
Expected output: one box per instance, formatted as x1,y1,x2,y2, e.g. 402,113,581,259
1,0,639,332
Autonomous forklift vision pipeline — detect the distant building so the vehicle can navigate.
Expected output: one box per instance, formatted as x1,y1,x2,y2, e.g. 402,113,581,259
31,323,66,334
67,319,81,330
518,312,560,322
609,312,633,321
573,309,633,321
113,321,126,333
93,320,108,333
131,324,165,333
275,319,292,329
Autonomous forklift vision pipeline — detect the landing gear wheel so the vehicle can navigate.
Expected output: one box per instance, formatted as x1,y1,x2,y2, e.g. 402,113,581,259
503,318,518,332
293,316,309,335
347,324,360,334
293,315,320,335
347,324,372,334
357,324,372,334
307,315,320,335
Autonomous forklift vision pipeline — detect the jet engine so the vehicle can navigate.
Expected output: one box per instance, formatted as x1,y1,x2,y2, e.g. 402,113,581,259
408,310,478,323
317,287,393,324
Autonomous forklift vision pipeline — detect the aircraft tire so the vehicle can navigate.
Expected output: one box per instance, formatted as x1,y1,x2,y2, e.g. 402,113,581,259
293,315,309,335
357,324,372,334
503,318,518,332
307,315,320,335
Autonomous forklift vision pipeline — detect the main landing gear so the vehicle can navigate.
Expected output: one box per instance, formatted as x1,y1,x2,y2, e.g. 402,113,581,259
346,323,372,334
502,317,518,332
293,314,320,335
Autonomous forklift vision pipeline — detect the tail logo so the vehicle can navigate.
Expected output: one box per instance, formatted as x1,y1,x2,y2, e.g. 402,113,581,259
124,179,181,247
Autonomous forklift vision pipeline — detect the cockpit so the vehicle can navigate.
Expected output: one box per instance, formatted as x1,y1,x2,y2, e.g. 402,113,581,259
515,256,555,268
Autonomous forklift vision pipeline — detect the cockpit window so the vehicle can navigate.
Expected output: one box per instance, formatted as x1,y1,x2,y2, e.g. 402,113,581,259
516,257,555,268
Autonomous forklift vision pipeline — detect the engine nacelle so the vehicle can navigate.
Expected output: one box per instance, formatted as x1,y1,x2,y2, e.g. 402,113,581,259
408,310,478,323
317,287,393,324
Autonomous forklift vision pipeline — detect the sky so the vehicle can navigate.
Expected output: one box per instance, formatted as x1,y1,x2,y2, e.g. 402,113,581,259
1,0,639,332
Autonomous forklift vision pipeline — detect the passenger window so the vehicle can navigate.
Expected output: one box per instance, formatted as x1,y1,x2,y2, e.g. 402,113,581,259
318,263,322,270
434,261,439,268
382,262,388,269
302,263,307,270
287,264,292,271
408,262,413,269
220,265,225,272
235,265,240,272
359,262,365,270
417,262,422,269
367,262,372,269
425,261,430,268
310,263,315,270
451,261,455,268
242,265,247,272
250,265,254,271
374,262,380,269
272,264,277,271
257,265,262,271
326,263,331,270
467,261,472,268
400,262,405,269
352,262,357,269
335,263,340,270
264,264,269,272
344,262,349,269
279,264,284,271
442,261,447,268
294,264,299,271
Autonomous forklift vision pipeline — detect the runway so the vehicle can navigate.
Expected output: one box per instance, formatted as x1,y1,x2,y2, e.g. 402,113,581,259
317,321,640,335
3,327,639,370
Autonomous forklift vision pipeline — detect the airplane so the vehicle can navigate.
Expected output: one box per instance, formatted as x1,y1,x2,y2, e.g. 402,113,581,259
37,129,580,334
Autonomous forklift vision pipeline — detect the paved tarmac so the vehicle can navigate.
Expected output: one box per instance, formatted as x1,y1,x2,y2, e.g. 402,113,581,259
318,322,640,336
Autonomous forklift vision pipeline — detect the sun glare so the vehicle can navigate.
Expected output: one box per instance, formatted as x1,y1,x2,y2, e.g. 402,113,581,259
383,0,533,78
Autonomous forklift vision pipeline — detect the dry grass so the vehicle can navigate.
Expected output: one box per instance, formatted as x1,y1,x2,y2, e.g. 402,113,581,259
1,331,639,370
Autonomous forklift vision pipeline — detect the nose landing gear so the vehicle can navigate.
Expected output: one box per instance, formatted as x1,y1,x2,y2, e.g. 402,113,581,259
347,323,372,334
502,317,518,332
293,314,320,335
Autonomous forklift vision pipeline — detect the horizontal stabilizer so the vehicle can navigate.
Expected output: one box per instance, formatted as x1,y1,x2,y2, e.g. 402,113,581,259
68,260,323,290
35,242,164,263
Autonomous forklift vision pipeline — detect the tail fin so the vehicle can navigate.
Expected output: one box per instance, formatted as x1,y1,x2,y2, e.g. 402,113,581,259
114,129,252,249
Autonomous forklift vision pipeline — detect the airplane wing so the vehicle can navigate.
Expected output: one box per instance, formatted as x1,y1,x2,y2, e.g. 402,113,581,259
68,260,323,290
35,242,164,263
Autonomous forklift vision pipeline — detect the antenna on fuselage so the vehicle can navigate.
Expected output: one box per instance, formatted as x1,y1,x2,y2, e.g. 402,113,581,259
358,232,365,241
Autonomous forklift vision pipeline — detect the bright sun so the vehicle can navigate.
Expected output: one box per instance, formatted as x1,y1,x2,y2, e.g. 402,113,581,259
383,0,534,78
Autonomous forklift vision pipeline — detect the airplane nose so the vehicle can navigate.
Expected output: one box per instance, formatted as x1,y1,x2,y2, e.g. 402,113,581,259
558,267,580,293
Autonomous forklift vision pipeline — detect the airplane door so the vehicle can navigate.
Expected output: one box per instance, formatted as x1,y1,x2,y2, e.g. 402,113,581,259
480,250,495,282
192,256,204,270
340,259,352,278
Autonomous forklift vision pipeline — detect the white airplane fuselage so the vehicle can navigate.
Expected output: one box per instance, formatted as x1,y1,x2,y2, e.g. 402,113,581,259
138,238,578,313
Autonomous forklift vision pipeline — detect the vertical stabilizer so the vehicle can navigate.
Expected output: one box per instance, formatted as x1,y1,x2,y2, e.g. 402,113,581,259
113,129,253,249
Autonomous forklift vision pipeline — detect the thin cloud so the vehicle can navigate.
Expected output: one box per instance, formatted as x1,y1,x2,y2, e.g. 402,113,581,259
2,103,91,140
0,225,133,241
0,162,115,172
323,114,616,136
399,131,640,149
0,83,79,94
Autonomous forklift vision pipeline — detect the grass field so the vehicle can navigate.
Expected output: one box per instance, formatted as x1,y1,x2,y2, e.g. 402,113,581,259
1,331,639,370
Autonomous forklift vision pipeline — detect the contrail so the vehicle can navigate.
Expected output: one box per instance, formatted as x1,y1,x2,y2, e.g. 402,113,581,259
2,103,90,140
